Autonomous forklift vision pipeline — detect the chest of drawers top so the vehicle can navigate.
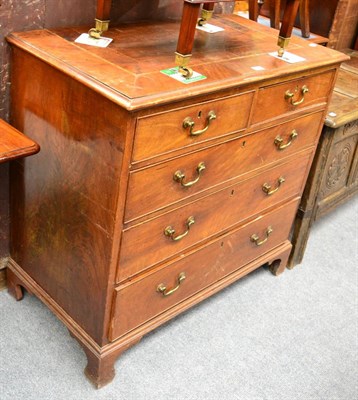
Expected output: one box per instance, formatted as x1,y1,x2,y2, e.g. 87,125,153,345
7,15,347,111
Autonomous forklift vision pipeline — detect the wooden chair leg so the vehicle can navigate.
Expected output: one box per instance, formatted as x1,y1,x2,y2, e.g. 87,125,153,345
95,0,112,21
89,0,112,38
175,2,201,77
269,0,281,29
299,0,310,38
277,0,300,56
199,2,215,24
248,0,260,21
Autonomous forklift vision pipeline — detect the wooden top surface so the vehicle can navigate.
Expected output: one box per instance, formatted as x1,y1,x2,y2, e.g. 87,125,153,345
325,49,358,128
186,0,231,3
185,0,228,2
7,15,348,111
0,119,39,163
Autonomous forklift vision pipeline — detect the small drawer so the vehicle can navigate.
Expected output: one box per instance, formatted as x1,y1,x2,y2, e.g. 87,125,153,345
125,111,323,222
118,154,311,282
251,70,335,125
132,91,254,162
110,199,299,340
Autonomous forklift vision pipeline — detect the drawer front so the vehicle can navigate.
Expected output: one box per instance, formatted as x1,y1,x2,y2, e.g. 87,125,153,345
125,112,323,222
132,91,254,162
251,70,335,125
111,199,299,340
118,154,311,282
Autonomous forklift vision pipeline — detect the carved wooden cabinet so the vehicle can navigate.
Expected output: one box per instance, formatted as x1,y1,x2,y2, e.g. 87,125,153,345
6,16,346,387
289,49,358,267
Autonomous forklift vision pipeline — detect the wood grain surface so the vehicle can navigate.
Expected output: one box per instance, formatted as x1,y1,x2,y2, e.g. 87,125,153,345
0,0,96,271
125,111,324,222
6,13,347,387
119,153,311,281
10,48,133,345
112,199,300,339
7,16,348,110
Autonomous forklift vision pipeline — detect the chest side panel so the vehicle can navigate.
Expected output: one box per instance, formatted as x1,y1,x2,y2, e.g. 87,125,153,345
10,48,134,345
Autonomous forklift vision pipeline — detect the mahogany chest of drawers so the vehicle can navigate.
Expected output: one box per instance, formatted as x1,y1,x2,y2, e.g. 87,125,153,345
6,15,347,387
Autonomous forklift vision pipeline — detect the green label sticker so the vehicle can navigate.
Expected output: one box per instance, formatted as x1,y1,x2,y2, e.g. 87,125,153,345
161,67,207,84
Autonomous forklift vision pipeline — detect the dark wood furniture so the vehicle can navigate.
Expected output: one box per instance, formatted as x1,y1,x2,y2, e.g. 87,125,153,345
258,0,358,50
172,0,302,74
90,0,230,37
289,49,358,268
249,0,304,56
6,15,347,388
175,1,227,77
249,0,310,38
0,119,39,289
90,0,301,76
327,0,358,50
90,1,235,76
177,0,301,75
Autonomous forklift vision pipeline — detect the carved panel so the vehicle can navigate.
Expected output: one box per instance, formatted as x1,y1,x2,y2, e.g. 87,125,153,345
349,140,358,185
326,144,351,188
320,134,358,198
343,120,358,137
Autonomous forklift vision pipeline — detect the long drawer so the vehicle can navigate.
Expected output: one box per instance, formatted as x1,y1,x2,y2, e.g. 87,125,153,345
111,199,299,340
125,111,323,222
132,91,254,162
117,153,312,282
251,70,335,125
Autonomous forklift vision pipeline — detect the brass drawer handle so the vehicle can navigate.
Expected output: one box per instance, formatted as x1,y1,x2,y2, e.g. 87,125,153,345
262,176,285,196
174,162,206,188
250,226,273,246
164,216,195,241
274,129,298,150
157,272,186,297
183,111,216,137
285,85,309,106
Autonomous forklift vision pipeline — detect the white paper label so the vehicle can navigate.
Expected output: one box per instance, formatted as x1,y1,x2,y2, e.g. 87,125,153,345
251,66,266,71
269,51,306,64
196,23,224,34
75,33,113,48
